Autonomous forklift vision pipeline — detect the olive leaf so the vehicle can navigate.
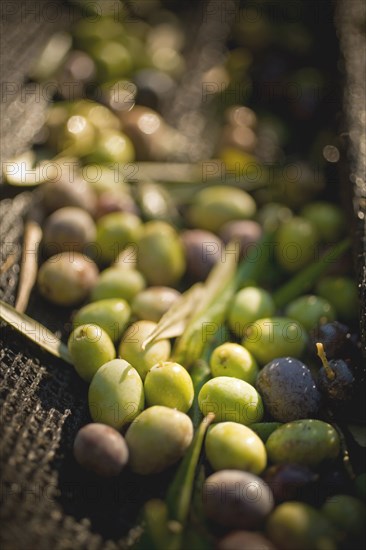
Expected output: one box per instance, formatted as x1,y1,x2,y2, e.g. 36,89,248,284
173,242,240,366
141,283,204,350
189,360,212,429
166,414,215,521
3,151,59,187
347,424,366,448
191,246,238,319
126,162,268,193
273,238,350,308
0,300,72,364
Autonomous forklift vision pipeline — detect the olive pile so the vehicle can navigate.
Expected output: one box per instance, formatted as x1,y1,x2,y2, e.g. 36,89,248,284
7,1,365,549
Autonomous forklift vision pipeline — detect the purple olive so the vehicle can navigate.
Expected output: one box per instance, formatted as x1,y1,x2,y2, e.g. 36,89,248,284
203,470,274,529
42,206,96,256
73,423,129,477
95,191,139,219
41,176,97,216
217,531,277,550
219,220,262,259
318,359,355,403
181,229,223,281
263,464,318,503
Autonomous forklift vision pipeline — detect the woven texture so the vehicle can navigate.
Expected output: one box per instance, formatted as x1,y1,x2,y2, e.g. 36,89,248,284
0,1,365,549
0,0,72,166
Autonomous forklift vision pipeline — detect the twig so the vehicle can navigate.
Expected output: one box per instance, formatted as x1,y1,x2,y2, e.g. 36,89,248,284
0,253,17,275
15,206,43,313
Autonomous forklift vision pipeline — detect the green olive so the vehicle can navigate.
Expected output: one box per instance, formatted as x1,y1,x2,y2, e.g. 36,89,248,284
73,17,125,51
118,320,171,381
89,41,133,81
316,276,358,322
266,163,325,209
84,165,129,197
58,114,96,156
243,317,306,365
275,216,319,272
228,287,276,338
205,422,267,474
322,495,366,539
113,246,138,271
266,419,340,467
267,502,337,550
85,129,135,165
125,405,193,474
187,186,256,234
137,221,186,286
301,201,345,242
70,100,120,131
73,298,131,343
95,211,142,265
198,376,263,425
38,252,98,306
257,202,293,232
131,287,181,323
90,267,146,303
210,342,258,385
285,294,336,331
68,324,116,382
144,361,194,413
88,359,144,430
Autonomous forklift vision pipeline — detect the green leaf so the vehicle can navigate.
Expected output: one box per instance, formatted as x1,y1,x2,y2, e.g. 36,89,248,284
141,283,203,350
173,245,238,366
189,360,212,429
143,499,170,550
191,245,237,318
182,465,214,550
0,300,72,364
273,239,350,308
347,424,366,448
167,414,215,526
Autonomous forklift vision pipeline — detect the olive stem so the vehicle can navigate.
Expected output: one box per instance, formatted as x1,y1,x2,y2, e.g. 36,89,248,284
316,342,335,380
